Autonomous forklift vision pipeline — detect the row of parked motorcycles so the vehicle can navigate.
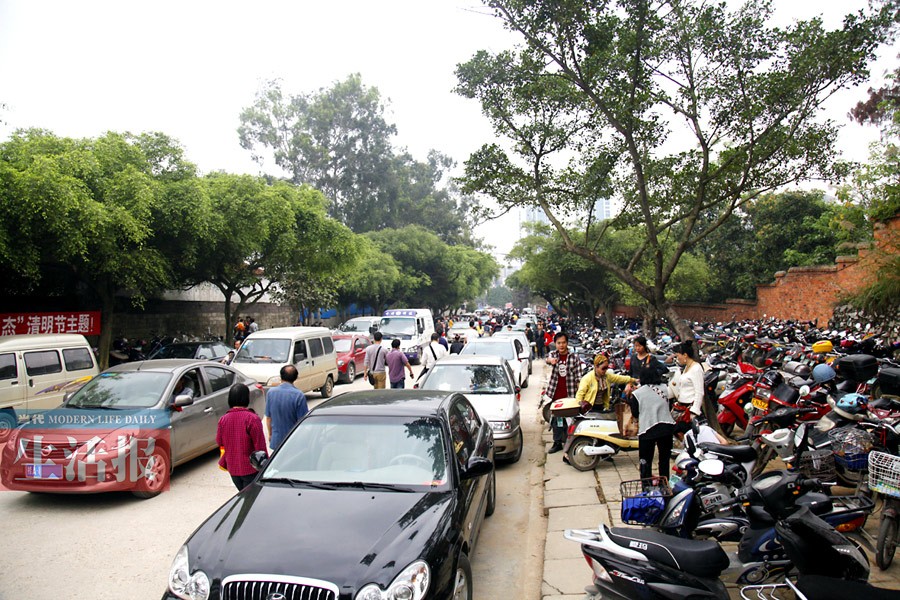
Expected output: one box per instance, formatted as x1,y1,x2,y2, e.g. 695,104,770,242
548,320,900,599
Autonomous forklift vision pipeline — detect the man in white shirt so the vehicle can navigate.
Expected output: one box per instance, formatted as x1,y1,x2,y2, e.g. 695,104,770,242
420,332,448,379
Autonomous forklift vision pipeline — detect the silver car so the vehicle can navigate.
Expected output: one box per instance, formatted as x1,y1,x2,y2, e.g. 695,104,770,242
417,355,522,462
458,337,529,389
0,359,264,498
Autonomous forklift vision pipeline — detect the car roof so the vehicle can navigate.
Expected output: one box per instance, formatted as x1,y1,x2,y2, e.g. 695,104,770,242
158,341,222,347
430,355,506,366
311,390,460,418
103,359,217,374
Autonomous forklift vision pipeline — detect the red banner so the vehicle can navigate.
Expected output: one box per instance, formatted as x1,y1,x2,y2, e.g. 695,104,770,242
0,311,101,337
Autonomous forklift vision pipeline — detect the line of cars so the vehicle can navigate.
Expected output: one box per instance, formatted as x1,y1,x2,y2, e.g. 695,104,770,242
1,316,533,599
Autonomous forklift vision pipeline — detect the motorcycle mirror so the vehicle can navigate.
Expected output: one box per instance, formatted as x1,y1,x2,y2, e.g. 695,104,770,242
699,459,724,476
794,423,807,449
856,322,862,330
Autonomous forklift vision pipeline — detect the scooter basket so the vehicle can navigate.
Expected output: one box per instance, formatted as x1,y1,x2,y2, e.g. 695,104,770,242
620,477,672,525
828,428,874,472
797,449,836,482
868,451,900,499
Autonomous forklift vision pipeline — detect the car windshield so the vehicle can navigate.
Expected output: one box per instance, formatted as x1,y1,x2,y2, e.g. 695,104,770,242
151,345,197,359
339,319,372,333
233,339,291,363
65,372,172,409
262,415,449,490
333,338,353,352
460,341,515,361
421,365,512,394
379,317,416,339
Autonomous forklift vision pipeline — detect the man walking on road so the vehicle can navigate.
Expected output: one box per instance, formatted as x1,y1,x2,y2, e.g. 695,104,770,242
419,332,447,381
386,338,414,389
363,331,387,389
264,365,308,450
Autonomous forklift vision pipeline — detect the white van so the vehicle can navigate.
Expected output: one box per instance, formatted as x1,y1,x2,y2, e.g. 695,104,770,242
231,327,339,397
0,334,99,433
338,316,381,339
379,309,435,364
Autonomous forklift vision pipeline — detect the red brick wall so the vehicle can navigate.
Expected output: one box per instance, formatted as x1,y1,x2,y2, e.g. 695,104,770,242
608,215,899,324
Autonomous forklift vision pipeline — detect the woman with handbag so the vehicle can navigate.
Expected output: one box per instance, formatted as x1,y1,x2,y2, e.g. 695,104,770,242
216,383,268,491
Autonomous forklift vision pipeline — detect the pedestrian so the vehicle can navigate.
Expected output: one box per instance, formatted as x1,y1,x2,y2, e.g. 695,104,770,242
574,354,639,413
363,331,387,389
219,350,235,365
385,338,414,389
419,332,447,381
233,317,246,342
626,361,676,480
216,383,268,491
671,340,716,433
449,334,465,354
247,317,259,334
264,365,309,450
545,332,587,454
535,323,545,359
437,330,449,351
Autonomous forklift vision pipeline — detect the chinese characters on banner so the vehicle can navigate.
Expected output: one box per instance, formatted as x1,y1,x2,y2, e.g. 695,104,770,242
0,312,101,337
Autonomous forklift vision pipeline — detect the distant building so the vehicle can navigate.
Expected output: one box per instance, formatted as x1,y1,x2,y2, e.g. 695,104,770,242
594,198,612,221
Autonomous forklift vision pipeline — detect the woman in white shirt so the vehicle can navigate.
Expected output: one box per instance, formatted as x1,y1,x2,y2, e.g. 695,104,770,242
673,340,705,418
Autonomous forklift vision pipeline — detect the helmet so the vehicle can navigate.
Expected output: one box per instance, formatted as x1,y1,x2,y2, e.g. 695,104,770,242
812,340,833,353
812,363,836,384
835,392,867,414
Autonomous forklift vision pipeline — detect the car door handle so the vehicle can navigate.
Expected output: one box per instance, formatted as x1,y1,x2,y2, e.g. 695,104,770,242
203,407,214,413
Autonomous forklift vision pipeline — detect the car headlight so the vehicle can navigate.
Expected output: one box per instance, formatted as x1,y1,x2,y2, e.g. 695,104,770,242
266,376,282,387
356,560,429,600
168,545,210,600
338,359,346,367
491,421,512,432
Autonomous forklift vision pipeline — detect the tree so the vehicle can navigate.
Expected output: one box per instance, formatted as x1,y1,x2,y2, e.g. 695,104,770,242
0,130,206,368
238,77,479,242
457,0,897,341
334,237,412,318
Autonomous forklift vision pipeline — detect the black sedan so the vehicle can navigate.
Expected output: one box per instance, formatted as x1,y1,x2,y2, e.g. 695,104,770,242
148,341,233,361
164,390,496,600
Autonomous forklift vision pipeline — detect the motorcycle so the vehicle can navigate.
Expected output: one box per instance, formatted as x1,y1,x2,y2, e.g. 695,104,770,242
546,396,639,471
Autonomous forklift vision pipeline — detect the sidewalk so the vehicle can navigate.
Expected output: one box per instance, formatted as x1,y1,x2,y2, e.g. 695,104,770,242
535,363,900,598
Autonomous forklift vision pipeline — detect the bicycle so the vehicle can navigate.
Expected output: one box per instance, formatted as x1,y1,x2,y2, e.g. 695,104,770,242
868,450,900,569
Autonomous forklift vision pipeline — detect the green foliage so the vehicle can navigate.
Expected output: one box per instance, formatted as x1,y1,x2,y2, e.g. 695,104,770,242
238,76,478,243
458,0,896,338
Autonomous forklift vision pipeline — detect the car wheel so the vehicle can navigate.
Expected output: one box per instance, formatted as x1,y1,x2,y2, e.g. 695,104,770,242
502,429,523,464
0,410,16,441
485,469,496,517
452,552,473,600
346,363,356,383
320,375,334,398
132,447,170,499
566,438,601,471
521,373,529,388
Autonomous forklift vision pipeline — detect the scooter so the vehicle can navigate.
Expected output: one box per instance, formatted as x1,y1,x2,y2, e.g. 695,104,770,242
566,474,872,599
548,396,639,471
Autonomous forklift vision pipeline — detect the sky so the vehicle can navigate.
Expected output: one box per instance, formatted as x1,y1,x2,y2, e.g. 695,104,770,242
0,1,897,260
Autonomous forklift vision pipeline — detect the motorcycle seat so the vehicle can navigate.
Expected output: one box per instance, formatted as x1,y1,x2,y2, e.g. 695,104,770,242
698,442,757,463
608,526,730,579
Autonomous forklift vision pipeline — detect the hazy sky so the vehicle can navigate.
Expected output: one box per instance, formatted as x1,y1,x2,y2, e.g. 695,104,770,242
1,1,896,258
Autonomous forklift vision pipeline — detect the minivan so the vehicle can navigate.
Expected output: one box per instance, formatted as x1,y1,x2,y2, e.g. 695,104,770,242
338,316,381,339
231,327,339,397
0,334,99,435
379,308,435,364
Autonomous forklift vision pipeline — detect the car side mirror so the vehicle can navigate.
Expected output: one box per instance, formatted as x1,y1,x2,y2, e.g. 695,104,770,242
249,451,268,471
461,456,493,480
172,394,194,408
418,325,425,334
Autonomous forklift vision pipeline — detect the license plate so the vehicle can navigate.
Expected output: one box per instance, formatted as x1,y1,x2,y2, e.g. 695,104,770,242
752,397,769,410
25,464,64,480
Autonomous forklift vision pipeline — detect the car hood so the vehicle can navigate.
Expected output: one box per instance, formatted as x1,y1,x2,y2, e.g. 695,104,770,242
460,393,517,422
187,483,455,589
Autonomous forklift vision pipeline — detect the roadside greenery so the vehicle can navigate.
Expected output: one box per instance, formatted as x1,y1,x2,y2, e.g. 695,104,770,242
458,0,898,340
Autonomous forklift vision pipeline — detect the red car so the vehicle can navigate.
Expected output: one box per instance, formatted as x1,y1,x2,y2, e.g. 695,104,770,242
332,334,371,383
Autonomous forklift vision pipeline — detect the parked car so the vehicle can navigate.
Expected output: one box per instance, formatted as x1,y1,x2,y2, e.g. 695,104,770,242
332,333,370,383
338,316,381,339
0,359,264,498
459,338,529,388
164,390,495,600
491,330,534,374
417,355,523,463
148,341,232,361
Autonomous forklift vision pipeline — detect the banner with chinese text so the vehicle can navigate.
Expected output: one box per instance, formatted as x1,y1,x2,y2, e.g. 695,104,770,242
0,311,101,336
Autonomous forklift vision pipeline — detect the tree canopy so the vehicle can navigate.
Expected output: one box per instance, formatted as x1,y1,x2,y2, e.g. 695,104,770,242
457,0,898,339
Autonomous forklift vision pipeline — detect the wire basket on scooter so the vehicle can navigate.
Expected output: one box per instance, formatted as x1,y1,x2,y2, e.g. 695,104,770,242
828,428,874,471
796,449,837,482
868,451,900,499
620,477,673,525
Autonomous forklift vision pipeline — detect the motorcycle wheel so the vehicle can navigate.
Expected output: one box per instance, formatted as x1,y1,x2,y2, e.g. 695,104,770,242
877,513,898,570
566,438,601,471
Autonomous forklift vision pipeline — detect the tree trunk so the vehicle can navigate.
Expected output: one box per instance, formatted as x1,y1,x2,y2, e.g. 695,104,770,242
96,287,115,371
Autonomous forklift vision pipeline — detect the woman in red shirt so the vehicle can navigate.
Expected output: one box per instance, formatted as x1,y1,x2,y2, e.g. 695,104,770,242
216,383,268,491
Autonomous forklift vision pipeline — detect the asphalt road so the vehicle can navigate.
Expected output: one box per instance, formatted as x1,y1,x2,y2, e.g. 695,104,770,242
0,360,546,600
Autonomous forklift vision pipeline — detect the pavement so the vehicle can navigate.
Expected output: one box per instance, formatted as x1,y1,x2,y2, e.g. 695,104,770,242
531,359,900,599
